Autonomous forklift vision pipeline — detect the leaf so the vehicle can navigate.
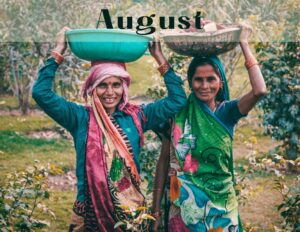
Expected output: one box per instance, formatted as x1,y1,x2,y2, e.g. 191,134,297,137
141,213,156,221
136,206,147,211
118,205,130,211
114,221,126,229
44,191,50,199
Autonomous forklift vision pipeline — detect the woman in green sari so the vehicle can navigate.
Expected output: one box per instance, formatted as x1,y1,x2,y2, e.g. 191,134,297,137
151,24,267,232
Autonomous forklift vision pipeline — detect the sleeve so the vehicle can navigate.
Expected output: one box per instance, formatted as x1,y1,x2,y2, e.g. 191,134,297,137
32,57,85,133
217,99,247,128
142,68,187,132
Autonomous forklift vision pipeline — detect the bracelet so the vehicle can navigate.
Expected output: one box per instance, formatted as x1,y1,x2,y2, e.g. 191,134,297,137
158,62,170,76
244,58,259,70
51,50,64,64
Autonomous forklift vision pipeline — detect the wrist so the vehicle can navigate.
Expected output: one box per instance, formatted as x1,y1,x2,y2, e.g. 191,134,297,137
154,56,167,66
51,50,64,64
53,45,66,55
244,58,259,70
151,210,162,219
158,62,170,76
240,41,249,48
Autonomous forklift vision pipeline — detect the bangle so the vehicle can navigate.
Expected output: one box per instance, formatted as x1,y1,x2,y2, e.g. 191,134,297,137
158,62,170,76
245,58,259,70
51,50,64,64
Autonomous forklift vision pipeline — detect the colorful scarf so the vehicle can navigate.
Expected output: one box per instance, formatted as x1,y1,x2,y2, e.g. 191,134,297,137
84,62,146,231
169,56,242,232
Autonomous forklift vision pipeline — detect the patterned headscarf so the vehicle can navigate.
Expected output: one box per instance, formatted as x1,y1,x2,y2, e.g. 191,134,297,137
82,61,131,110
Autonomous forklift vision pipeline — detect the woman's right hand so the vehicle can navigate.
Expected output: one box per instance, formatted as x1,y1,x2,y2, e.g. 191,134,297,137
148,35,168,66
53,26,71,55
151,215,163,232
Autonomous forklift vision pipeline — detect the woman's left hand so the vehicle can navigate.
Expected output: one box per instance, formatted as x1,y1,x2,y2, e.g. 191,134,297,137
238,23,252,44
148,35,167,66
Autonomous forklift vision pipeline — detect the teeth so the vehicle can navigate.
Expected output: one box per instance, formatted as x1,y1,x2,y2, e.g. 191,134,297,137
103,98,114,103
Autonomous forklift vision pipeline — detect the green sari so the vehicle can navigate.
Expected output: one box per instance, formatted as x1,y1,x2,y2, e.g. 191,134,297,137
168,56,243,232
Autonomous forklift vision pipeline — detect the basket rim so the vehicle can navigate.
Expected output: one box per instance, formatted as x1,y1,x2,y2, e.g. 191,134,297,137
161,27,241,39
65,28,153,40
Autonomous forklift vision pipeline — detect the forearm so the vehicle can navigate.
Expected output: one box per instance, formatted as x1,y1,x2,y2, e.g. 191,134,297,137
32,58,81,132
152,138,170,214
142,69,186,131
240,42,267,97
237,43,267,114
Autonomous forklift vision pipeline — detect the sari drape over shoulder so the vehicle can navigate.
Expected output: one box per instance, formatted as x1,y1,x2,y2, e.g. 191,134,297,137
168,56,243,232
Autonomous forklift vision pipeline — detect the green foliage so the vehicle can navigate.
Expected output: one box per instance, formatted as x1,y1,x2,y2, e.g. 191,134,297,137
274,177,300,232
0,163,55,231
114,205,155,231
0,0,102,113
256,42,300,159
140,133,161,195
256,2,299,160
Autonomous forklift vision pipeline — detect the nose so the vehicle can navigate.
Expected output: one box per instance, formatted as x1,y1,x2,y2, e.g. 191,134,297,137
105,85,114,95
200,80,209,89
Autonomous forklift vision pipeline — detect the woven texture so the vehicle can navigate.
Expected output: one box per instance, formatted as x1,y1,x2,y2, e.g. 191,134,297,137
162,27,241,57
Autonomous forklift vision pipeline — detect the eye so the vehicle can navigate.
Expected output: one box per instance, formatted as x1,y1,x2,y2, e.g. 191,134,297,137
112,82,121,88
207,76,217,82
98,83,107,89
193,77,203,82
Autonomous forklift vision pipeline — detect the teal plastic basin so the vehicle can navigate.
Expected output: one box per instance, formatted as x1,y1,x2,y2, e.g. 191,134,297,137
65,29,152,62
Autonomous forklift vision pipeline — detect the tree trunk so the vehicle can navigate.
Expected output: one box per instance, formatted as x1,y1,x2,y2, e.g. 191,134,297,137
18,90,30,115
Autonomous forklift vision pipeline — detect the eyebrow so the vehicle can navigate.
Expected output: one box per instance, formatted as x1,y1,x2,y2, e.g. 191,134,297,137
100,81,122,85
193,76,218,79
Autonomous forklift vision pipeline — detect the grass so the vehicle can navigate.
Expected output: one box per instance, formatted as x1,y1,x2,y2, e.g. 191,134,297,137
0,115,56,133
42,191,75,231
0,114,75,231
239,174,297,232
0,130,75,185
0,94,37,110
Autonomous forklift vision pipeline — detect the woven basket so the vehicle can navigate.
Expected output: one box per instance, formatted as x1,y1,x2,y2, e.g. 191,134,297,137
161,27,241,57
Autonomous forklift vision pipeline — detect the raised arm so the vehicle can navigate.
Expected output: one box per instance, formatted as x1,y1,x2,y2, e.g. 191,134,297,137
237,24,267,115
32,27,86,133
142,37,187,131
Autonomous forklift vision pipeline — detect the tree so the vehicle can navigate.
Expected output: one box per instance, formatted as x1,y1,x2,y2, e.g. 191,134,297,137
256,4,300,159
0,0,100,114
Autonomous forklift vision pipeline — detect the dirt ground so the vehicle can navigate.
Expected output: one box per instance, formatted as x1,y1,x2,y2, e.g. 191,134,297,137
239,177,284,231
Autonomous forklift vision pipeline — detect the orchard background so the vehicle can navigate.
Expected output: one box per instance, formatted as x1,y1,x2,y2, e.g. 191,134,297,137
0,0,299,231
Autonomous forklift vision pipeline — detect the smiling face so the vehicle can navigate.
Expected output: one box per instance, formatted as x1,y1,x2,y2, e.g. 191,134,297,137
191,64,223,104
96,76,123,114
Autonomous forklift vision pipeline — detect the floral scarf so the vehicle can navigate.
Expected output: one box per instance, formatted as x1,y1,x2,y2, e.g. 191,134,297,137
85,91,146,231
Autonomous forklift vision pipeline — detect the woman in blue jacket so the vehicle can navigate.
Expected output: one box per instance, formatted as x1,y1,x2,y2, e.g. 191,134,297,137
32,27,186,231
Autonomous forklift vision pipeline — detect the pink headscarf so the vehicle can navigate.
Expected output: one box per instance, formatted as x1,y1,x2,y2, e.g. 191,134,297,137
82,61,131,110
82,61,145,145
